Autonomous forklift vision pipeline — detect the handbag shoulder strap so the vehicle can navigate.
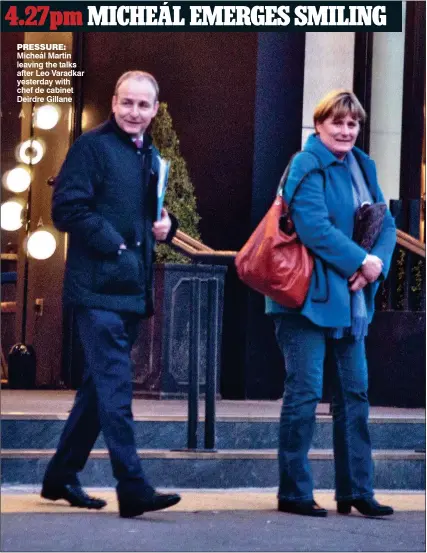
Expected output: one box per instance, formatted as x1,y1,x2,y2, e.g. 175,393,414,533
277,151,301,195
278,151,325,204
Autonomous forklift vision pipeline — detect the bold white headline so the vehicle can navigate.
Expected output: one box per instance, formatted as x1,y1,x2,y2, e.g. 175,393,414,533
87,4,388,27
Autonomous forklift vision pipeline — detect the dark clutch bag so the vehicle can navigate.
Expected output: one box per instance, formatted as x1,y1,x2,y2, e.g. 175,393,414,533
353,202,387,250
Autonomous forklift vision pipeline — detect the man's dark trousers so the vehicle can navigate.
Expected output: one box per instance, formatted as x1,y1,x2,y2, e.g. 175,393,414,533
45,307,153,495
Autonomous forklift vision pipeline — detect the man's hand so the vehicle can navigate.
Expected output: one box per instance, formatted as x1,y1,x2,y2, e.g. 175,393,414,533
349,271,369,292
153,208,172,242
360,254,383,283
117,243,127,255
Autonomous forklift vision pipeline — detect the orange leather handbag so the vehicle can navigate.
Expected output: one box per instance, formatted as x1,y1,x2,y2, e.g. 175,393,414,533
235,156,321,308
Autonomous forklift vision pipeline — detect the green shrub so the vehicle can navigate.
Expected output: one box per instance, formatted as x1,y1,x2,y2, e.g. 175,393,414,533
152,102,201,264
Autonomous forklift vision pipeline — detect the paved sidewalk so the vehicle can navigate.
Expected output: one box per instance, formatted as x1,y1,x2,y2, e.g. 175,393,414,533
1,488,425,552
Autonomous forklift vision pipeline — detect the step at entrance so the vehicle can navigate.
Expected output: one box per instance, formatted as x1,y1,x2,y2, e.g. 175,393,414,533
2,449,425,490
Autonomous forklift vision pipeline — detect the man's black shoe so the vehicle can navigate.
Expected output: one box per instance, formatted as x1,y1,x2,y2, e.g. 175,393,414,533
278,499,328,517
118,491,181,518
41,483,107,510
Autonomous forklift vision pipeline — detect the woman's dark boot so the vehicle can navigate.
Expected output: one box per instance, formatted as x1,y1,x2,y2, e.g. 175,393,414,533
337,497,394,517
278,499,328,517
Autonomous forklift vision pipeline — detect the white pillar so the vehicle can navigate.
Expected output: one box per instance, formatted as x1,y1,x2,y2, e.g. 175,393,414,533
302,32,355,146
369,3,407,205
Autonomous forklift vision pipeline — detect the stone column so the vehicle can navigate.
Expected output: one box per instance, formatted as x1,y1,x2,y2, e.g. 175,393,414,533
302,32,355,145
369,4,407,205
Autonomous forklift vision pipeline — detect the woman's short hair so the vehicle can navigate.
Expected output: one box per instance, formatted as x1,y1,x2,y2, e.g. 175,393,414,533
313,90,366,127
114,71,159,101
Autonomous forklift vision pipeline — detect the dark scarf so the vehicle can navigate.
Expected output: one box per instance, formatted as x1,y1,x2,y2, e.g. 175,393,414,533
328,151,373,340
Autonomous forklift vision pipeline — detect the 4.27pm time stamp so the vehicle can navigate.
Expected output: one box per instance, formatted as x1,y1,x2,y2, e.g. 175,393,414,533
4,4,83,30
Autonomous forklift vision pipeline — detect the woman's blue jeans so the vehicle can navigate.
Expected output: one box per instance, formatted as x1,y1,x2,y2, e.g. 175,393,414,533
273,314,374,502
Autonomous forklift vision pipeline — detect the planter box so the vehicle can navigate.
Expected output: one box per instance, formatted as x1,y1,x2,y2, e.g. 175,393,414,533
320,310,425,408
132,263,227,398
365,311,426,407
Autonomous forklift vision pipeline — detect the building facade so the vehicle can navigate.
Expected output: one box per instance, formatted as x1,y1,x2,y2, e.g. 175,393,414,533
1,5,425,401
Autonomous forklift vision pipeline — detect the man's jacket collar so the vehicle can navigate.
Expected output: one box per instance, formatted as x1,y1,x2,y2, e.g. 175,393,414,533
108,114,153,150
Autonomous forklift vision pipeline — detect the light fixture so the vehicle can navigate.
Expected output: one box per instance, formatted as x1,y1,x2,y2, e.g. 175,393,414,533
33,105,60,130
1,200,24,231
3,166,32,193
5,101,59,376
26,229,57,260
17,138,45,165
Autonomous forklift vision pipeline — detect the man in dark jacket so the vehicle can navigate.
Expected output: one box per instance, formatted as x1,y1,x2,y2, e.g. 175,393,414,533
41,71,181,518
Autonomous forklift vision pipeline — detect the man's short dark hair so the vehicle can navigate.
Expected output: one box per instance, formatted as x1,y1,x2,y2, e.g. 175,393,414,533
114,71,159,101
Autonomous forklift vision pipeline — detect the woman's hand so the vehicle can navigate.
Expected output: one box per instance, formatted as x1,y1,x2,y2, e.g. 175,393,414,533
153,208,172,242
360,254,383,283
348,271,369,292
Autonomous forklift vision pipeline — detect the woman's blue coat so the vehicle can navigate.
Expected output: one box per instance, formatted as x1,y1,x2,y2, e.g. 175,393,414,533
265,134,397,328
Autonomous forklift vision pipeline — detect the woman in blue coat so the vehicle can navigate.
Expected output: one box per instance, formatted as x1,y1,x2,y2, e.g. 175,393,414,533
266,90,397,517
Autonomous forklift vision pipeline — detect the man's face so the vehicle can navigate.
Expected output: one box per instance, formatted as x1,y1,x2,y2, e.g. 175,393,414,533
112,77,159,137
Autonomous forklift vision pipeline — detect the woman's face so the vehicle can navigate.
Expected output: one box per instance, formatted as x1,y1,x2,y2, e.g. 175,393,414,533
315,113,360,159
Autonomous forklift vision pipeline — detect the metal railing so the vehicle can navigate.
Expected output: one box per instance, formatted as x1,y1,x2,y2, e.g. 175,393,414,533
378,199,426,312
175,227,426,260
186,278,220,450
170,232,233,450
172,230,236,262
377,232,426,312
396,229,425,258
